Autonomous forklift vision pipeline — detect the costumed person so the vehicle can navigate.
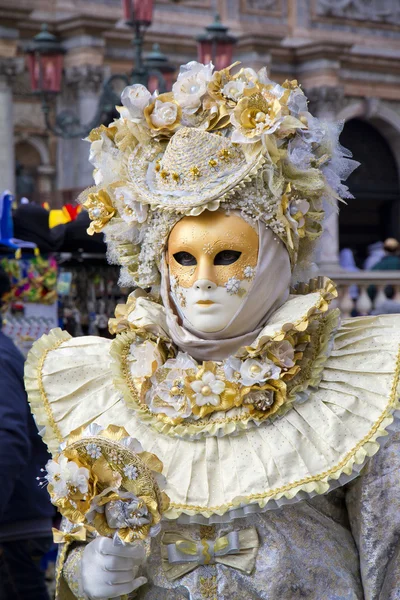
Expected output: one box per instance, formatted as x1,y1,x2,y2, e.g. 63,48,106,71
24,62,400,600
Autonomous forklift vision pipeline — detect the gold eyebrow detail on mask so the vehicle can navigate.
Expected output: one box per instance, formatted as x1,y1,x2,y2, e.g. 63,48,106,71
167,211,258,288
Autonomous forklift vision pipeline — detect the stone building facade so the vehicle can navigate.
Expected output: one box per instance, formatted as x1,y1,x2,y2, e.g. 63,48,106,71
1,0,400,267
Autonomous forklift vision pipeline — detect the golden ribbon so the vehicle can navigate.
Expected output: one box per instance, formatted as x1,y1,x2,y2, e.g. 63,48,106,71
161,527,259,581
52,525,88,544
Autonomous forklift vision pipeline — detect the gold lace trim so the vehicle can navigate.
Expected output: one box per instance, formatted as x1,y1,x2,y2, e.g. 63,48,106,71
38,338,66,443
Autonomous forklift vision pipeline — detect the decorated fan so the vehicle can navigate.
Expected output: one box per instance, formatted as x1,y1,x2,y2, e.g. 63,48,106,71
42,424,169,544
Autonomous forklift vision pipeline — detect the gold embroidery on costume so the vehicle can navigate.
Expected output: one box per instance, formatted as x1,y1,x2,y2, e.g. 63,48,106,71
199,575,218,600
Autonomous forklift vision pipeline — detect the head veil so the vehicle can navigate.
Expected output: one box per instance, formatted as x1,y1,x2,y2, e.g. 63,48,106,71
161,218,292,361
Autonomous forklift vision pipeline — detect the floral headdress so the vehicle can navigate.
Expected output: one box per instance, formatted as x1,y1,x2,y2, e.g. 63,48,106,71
80,61,357,288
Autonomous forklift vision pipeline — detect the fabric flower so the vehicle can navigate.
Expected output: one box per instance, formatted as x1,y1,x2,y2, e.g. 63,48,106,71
231,92,283,143
225,277,241,295
83,190,116,235
104,493,152,530
144,93,181,133
86,443,102,459
222,80,245,102
245,389,275,412
268,340,295,368
147,352,196,420
45,456,89,500
128,340,162,379
190,370,225,407
244,266,256,279
113,186,148,224
239,358,281,387
172,61,213,114
224,356,242,383
121,84,152,120
123,465,138,481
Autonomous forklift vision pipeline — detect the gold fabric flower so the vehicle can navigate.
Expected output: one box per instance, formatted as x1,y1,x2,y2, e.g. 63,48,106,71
144,93,182,134
231,92,283,142
246,379,287,419
83,190,116,235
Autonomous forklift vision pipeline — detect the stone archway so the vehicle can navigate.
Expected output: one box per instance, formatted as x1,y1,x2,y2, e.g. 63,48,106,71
336,101,400,266
14,135,55,204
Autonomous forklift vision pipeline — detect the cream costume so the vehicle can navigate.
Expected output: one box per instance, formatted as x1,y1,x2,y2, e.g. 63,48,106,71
25,62,400,600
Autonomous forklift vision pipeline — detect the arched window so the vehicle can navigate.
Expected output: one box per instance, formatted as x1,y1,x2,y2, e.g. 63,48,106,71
339,118,400,263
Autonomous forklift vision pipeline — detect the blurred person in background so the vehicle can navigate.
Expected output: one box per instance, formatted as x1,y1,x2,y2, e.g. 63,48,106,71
363,241,385,270
0,265,54,600
371,237,400,271
339,248,359,302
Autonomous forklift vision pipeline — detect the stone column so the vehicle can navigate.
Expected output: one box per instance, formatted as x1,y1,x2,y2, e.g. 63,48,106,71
0,58,22,194
306,85,345,273
57,65,104,193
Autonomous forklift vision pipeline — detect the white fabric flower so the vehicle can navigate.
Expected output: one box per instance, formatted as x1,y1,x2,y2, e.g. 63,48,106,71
244,266,256,279
190,371,225,407
123,465,138,480
287,198,310,230
148,352,196,419
45,456,89,500
89,133,122,186
224,356,242,383
86,443,102,459
121,84,152,120
150,100,178,128
114,186,148,224
105,492,152,530
268,341,295,368
225,277,241,295
222,80,245,101
239,358,281,387
172,61,213,113
287,87,308,116
128,340,162,379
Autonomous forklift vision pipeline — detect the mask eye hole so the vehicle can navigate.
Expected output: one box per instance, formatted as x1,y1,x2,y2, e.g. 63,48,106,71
173,251,197,266
214,250,241,266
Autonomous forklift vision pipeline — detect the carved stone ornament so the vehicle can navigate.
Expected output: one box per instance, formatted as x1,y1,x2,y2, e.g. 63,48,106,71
64,65,105,93
0,57,24,83
241,0,282,15
305,85,345,119
317,0,400,25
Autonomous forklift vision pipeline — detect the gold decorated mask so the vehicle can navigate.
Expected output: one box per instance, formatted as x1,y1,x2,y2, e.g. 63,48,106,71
167,211,258,288
166,211,259,333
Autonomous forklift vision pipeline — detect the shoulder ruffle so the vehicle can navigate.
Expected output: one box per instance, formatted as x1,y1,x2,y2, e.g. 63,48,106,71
25,315,400,522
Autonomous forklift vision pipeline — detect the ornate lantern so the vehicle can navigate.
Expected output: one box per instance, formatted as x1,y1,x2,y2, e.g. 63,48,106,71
122,0,154,25
26,24,64,94
197,14,237,71
145,44,176,93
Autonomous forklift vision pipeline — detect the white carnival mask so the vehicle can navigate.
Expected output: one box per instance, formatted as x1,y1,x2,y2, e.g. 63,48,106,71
167,211,259,333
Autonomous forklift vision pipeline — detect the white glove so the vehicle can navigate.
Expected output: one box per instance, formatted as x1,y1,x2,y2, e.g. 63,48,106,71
81,536,147,599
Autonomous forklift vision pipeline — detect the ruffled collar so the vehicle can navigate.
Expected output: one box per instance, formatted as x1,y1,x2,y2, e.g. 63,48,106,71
25,308,400,523
107,277,338,439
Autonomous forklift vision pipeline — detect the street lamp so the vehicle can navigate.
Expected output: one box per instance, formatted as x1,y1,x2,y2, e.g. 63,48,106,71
197,14,237,71
25,0,175,138
146,44,176,93
27,25,65,94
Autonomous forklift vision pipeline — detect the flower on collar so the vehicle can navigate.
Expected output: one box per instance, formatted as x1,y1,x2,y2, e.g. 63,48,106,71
191,370,225,407
268,340,295,368
147,352,196,420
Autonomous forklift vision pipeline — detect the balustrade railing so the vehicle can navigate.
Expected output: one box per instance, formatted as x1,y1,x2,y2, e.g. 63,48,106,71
323,271,400,318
